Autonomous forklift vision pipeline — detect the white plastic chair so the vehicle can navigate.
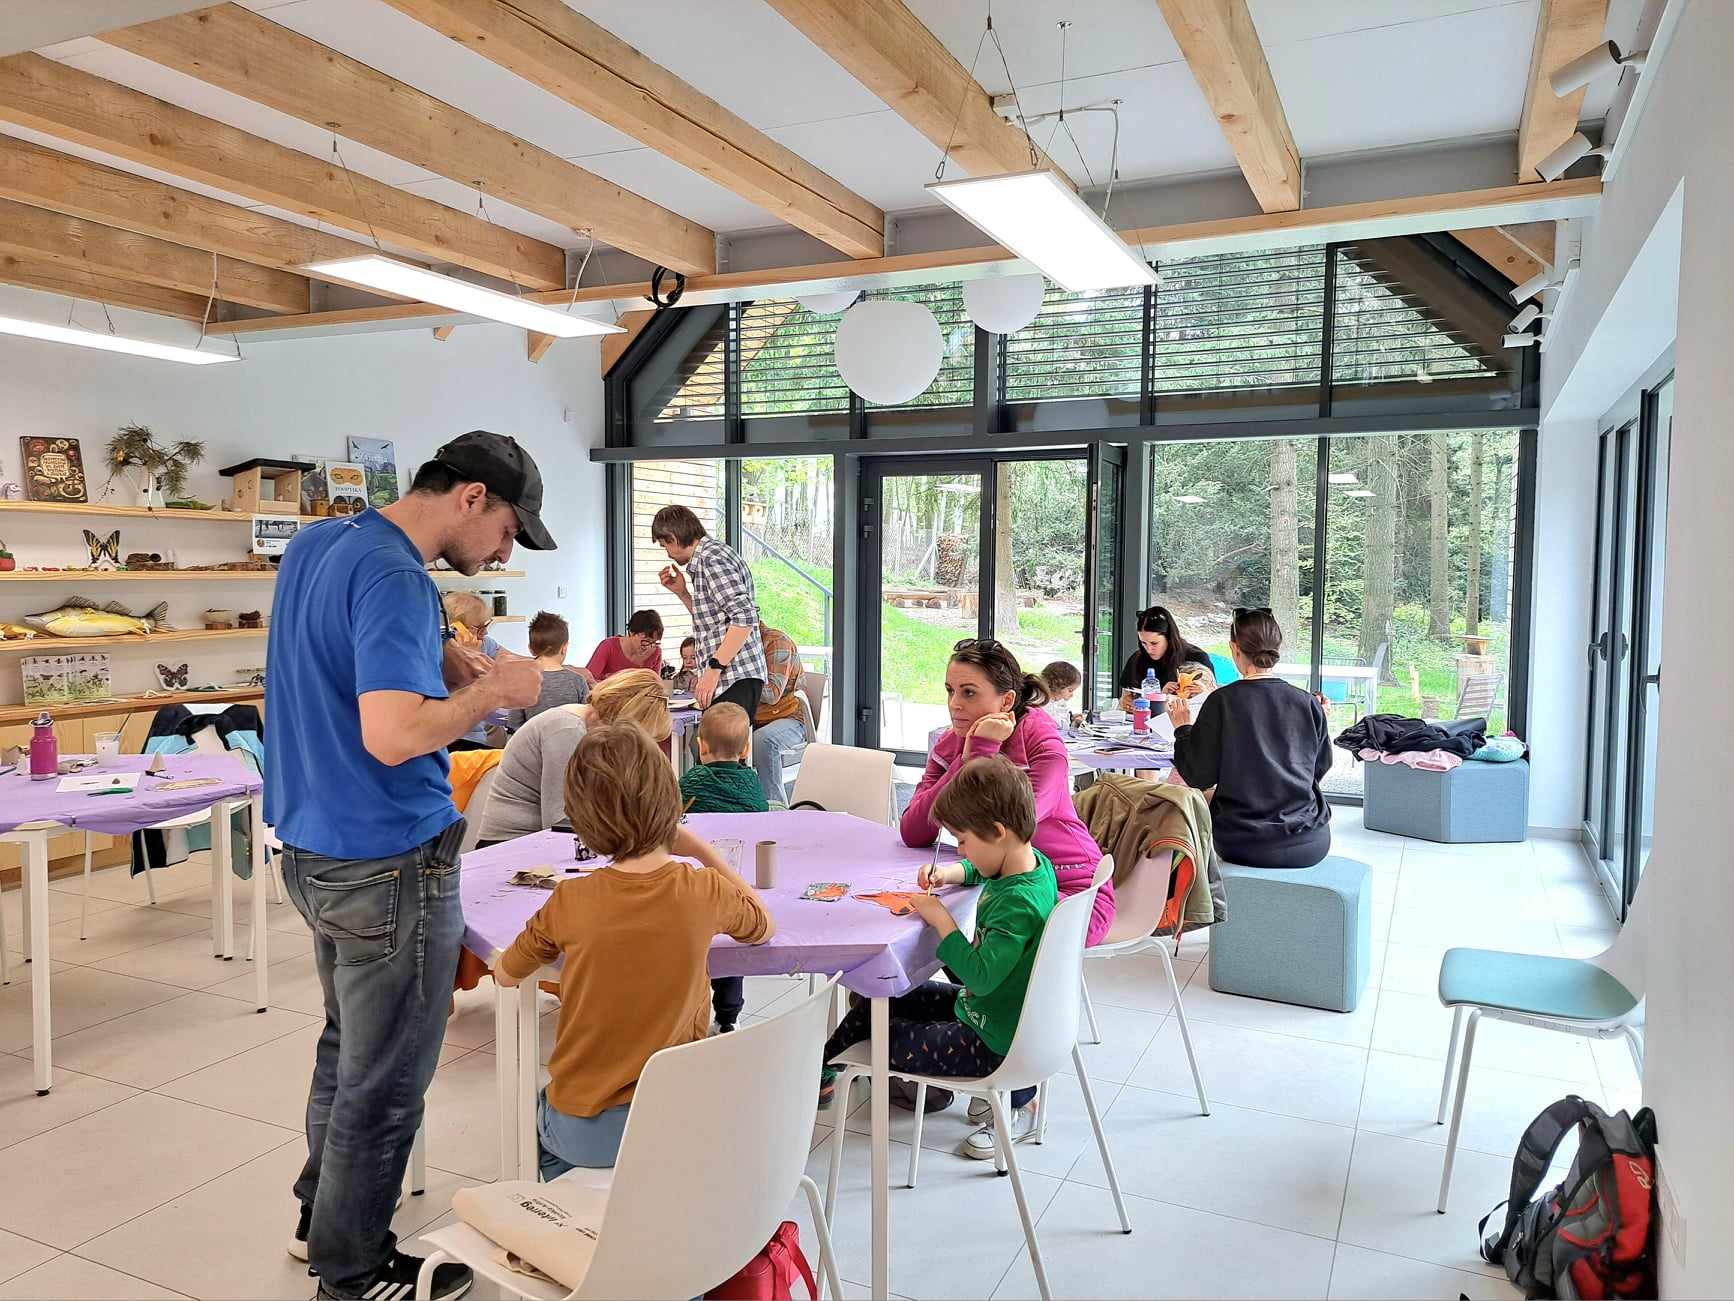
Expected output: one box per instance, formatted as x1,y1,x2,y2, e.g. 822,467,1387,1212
415,980,844,1301
789,742,896,825
78,808,205,938
824,860,1131,1301
802,670,828,736
1433,882,1646,1212
458,765,501,855
1081,852,1209,1116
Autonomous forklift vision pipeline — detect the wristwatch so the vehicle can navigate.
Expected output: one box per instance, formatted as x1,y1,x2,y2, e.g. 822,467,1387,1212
707,656,727,671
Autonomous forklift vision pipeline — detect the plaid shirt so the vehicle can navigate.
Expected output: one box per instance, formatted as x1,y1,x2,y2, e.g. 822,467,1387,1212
687,537,766,688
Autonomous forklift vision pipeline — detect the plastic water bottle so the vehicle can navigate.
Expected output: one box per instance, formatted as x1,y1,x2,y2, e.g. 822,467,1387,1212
1131,695,1150,735
28,710,57,781
1142,667,1165,705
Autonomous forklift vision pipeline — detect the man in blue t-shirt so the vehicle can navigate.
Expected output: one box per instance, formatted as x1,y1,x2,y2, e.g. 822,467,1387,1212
265,431,548,1301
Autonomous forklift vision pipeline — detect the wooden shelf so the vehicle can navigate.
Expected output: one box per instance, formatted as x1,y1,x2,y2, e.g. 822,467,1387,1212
0,500,320,525
0,568,523,583
0,627,268,655
0,686,263,727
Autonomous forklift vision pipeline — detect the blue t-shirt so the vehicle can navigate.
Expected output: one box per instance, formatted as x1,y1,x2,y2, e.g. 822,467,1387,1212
264,509,459,859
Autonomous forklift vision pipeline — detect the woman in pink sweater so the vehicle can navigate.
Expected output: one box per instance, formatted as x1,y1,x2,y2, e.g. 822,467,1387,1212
902,638,1115,946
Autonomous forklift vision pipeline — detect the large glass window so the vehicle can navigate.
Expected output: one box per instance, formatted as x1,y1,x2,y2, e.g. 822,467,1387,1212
738,300,850,427
993,459,1089,678
628,459,725,653
1005,285,1145,431
739,456,835,677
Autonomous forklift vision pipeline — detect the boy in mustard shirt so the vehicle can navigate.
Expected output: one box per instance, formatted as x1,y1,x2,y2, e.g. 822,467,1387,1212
820,756,1056,1159
496,723,774,1178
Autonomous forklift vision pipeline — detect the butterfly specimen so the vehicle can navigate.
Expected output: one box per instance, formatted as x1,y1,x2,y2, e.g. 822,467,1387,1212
155,662,190,689
84,529,120,569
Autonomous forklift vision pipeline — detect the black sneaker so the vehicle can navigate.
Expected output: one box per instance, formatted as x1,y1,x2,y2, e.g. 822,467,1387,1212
317,1250,472,1301
287,1202,311,1262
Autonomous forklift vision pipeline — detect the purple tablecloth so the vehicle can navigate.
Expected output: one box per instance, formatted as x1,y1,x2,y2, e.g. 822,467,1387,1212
0,752,259,835
923,722,1172,773
459,811,977,999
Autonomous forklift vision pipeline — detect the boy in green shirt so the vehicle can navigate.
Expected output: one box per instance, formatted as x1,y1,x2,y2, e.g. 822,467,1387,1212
820,756,1056,1158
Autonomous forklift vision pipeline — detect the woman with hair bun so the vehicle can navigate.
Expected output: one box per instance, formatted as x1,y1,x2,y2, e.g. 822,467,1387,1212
901,638,1115,946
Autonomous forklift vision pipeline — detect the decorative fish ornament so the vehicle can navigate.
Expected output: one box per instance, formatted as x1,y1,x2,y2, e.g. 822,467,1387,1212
83,529,120,569
0,621,40,640
24,596,170,637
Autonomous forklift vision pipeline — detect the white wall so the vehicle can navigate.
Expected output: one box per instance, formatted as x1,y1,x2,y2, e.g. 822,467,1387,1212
0,296,607,706
1539,0,1734,1291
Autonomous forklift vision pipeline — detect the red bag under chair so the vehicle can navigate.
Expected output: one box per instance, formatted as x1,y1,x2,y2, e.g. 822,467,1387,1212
706,1221,817,1301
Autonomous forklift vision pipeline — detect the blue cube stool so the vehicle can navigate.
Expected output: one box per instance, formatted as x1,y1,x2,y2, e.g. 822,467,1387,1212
1363,758,1529,843
1208,857,1372,1012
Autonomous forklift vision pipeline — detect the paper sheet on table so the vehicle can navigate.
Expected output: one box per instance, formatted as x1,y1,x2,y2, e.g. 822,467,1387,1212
58,771,140,793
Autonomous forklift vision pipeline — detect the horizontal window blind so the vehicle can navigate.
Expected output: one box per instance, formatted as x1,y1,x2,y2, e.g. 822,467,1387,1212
738,299,851,417
1331,245,1501,386
865,283,973,409
1152,248,1326,394
1004,285,1145,403
648,314,726,422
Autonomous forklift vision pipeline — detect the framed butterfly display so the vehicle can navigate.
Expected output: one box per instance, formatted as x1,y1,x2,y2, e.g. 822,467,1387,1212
84,528,120,570
155,662,191,690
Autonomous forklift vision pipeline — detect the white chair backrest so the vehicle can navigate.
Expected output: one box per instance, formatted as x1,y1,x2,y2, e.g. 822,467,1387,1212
458,766,500,855
991,857,1111,1088
802,671,827,736
1099,851,1174,946
577,979,837,1300
789,742,894,825
1594,878,1647,1002
189,724,227,756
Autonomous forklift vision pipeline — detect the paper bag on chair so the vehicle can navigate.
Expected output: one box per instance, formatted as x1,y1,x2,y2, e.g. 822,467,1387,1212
451,1177,609,1291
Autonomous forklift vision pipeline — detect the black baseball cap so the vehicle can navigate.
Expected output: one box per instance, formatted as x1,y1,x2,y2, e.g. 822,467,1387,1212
430,431,555,551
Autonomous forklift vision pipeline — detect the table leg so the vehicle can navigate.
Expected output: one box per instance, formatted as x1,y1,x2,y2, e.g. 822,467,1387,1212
869,994,889,1300
250,797,269,1011
19,848,31,961
517,979,540,1180
494,978,519,1181
215,800,237,961
209,818,221,957
25,832,51,1094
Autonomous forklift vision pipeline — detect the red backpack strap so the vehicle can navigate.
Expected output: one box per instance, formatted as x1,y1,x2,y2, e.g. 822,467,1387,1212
774,1221,818,1301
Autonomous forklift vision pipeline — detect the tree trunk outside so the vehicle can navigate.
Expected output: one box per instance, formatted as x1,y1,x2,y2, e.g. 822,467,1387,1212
993,468,1019,634
1359,437,1399,667
1428,435,1451,637
1465,433,1484,637
1269,440,1300,652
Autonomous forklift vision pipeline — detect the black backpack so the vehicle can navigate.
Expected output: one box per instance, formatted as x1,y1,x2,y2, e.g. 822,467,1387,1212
1480,1096,1659,1299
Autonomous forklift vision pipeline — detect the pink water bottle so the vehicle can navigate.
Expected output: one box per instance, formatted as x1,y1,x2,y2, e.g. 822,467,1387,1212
1131,695,1150,735
28,711,57,781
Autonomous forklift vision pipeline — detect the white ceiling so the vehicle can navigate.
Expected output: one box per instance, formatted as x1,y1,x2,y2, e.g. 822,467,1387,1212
12,0,1624,262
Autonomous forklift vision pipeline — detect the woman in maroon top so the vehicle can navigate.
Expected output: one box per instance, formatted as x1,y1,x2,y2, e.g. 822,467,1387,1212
580,609,665,685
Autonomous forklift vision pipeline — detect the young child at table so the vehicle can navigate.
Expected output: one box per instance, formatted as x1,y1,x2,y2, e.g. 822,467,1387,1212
494,723,774,1177
1039,660,1083,731
821,756,1055,1159
665,636,700,695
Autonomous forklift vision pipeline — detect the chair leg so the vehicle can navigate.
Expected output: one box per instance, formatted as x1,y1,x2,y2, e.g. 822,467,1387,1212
1158,941,1209,1116
907,1082,926,1188
1034,1080,1049,1144
0,888,9,985
799,1174,846,1301
410,1120,427,1196
1436,1010,1481,1214
268,852,285,905
1436,1006,1466,1125
989,1091,1051,1301
414,1248,451,1301
1073,1047,1132,1234
1080,970,1103,1045
79,835,95,940
1622,1024,1644,1077
143,858,158,905
824,1069,856,1230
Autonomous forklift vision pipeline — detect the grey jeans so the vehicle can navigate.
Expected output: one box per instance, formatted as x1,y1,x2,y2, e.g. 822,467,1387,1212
280,821,466,1297
751,716,808,805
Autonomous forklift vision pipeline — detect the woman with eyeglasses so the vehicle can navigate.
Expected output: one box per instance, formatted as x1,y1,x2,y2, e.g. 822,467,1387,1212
578,608,665,687
902,638,1114,944
1117,605,1217,712
1166,607,1334,868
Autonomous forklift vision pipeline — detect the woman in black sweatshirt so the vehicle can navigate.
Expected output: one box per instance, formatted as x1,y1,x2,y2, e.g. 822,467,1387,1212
1167,608,1334,869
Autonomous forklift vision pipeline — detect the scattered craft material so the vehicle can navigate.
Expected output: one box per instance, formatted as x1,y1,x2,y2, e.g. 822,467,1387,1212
510,866,560,890
853,890,916,916
24,596,170,637
149,777,223,792
800,882,849,901
1170,669,1204,700
0,622,40,640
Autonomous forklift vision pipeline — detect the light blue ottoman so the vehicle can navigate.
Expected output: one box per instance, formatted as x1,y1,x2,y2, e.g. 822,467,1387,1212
1208,857,1372,1012
1363,758,1529,843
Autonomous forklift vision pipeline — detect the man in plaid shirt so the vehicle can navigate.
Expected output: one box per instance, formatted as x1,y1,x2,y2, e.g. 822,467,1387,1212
651,504,767,717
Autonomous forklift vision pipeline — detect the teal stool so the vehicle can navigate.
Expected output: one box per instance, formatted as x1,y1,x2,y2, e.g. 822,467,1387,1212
1363,758,1529,842
1208,856,1372,1012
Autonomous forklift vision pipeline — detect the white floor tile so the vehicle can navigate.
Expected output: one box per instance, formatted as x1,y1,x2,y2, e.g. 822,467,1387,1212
1130,1018,1368,1127
1063,1002,1166,1084
1081,949,1193,1017
1590,1035,1644,1113
787,1132,1060,1300
1182,967,1380,1048
44,906,210,965
0,887,124,937
1380,942,1448,998
205,951,327,1016
1328,1243,1521,1299
89,926,312,991
1070,1087,1354,1239
1337,1130,1513,1276
48,859,212,904
0,1253,191,1300
991,1182,1336,1300
1385,908,1560,955
0,1091,292,1249
1557,924,1619,959
155,1023,323,1129
1368,992,1598,1079
422,1048,510,1181
0,1230,56,1287
1542,882,1618,928
1357,1051,1599,1158
0,966,186,1054
47,992,317,1090
0,1054,136,1153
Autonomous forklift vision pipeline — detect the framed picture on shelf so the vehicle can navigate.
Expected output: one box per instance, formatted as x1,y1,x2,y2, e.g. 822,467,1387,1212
348,437,400,507
19,436,88,503
325,461,369,516
296,456,331,515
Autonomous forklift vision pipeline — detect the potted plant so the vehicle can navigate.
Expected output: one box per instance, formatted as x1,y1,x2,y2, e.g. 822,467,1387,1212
105,424,205,509
0,540,13,572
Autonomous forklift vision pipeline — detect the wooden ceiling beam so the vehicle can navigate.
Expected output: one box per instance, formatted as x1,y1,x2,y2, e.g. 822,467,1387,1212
0,196,308,313
761,0,1070,184
1500,221,1557,267
0,253,211,319
1517,0,1609,183
1448,225,1545,285
103,4,715,275
375,0,884,260
1154,0,1301,212
0,51,567,289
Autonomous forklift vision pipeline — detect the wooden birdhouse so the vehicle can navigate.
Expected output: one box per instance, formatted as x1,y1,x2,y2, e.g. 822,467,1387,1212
219,458,315,516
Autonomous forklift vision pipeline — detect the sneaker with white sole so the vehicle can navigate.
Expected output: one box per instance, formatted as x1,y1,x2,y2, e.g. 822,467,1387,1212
960,1102,1038,1160
966,1096,993,1124
317,1249,471,1301
289,1194,406,1266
